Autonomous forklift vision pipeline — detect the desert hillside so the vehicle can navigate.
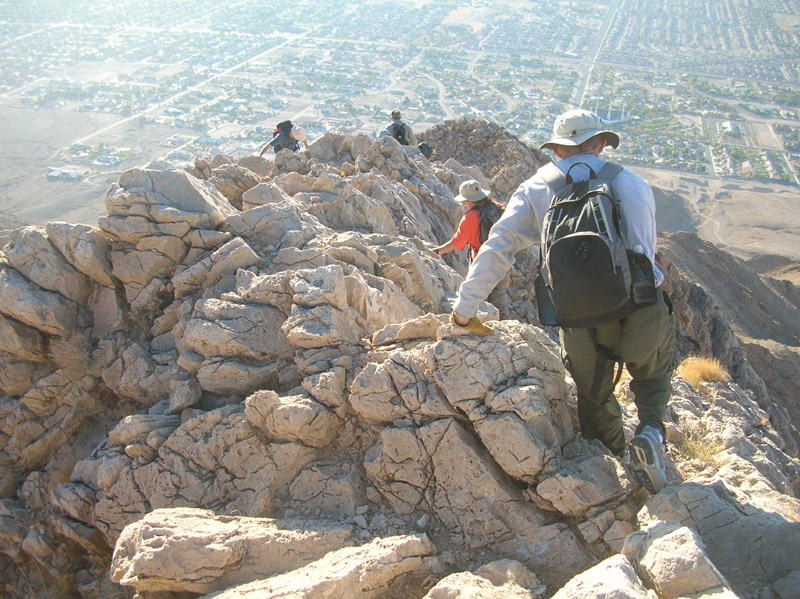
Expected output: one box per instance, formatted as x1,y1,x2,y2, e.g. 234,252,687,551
0,120,798,599
642,167,800,285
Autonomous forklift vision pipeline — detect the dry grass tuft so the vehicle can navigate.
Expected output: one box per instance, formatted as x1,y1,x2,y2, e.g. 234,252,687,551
678,356,729,390
678,436,725,465
259,492,276,518
49,330,93,378
675,418,725,466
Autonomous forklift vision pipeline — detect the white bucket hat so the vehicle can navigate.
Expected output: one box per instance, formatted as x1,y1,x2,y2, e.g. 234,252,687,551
455,180,490,203
290,125,306,142
539,109,619,151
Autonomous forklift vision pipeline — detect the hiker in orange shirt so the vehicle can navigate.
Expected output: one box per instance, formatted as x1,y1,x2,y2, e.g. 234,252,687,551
434,180,510,319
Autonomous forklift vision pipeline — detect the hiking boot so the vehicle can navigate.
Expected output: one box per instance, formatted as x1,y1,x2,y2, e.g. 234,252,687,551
629,425,667,494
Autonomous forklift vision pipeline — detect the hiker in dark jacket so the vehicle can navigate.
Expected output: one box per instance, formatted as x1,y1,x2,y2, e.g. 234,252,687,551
258,123,308,157
418,141,438,161
434,180,509,319
449,110,675,494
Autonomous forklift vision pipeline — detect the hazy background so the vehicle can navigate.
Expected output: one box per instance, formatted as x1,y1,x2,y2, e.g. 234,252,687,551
1,0,798,274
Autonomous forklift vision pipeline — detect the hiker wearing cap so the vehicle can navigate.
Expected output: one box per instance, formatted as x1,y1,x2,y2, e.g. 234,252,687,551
434,180,510,319
386,110,417,146
449,109,676,494
258,121,309,157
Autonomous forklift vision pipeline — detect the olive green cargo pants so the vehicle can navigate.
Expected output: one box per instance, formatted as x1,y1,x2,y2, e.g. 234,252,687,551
487,270,511,320
559,289,675,456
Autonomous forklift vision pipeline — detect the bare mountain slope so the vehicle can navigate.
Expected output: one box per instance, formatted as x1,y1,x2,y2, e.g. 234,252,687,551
640,167,800,285
659,231,800,453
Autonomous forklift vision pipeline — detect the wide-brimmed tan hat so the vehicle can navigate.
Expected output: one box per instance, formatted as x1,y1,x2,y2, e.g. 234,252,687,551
539,109,619,151
290,125,306,142
455,180,490,203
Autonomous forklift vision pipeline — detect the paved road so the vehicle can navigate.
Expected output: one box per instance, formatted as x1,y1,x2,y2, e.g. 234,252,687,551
573,0,623,108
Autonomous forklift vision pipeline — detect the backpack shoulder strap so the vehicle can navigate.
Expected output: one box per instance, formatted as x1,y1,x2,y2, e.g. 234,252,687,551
538,162,567,192
597,162,623,181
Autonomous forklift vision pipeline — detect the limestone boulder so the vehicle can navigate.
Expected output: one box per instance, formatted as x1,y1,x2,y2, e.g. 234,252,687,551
207,163,261,209
637,482,800,589
0,316,47,363
423,559,545,599
45,222,115,288
108,167,238,228
110,507,353,595
100,338,176,405
81,404,317,545
420,118,547,202
0,266,80,337
0,354,53,397
0,499,31,560
202,534,439,599
101,167,238,309
185,154,235,180
2,372,101,470
549,554,650,599
623,520,733,599
2,225,93,304
245,389,340,448
241,181,289,210
172,237,262,299
286,460,366,518
536,453,636,518
223,200,332,255
284,174,399,237
179,297,295,394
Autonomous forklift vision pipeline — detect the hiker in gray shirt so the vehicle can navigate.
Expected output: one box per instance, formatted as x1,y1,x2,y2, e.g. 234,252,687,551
386,109,417,146
450,109,676,494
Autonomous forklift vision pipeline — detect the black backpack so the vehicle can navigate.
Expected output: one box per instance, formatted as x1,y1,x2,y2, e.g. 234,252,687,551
535,161,656,328
475,202,503,244
390,121,410,146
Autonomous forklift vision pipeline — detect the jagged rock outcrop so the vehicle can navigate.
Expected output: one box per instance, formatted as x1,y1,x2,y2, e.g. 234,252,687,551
659,231,800,458
419,118,548,202
1,121,799,599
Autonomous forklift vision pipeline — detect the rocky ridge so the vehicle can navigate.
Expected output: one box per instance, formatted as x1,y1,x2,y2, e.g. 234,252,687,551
0,119,798,599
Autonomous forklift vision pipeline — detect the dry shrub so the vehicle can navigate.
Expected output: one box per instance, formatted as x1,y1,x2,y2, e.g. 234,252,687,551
678,356,728,390
676,418,725,465
678,436,725,465
258,492,276,518
49,330,93,378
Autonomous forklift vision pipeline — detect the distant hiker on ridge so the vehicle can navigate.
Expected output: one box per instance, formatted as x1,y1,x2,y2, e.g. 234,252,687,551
386,109,416,146
434,180,509,319
257,120,308,158
448,109,676,494
418,141,438,161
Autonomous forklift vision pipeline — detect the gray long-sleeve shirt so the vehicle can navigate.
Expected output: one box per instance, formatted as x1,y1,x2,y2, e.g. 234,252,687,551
452,152,663,319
